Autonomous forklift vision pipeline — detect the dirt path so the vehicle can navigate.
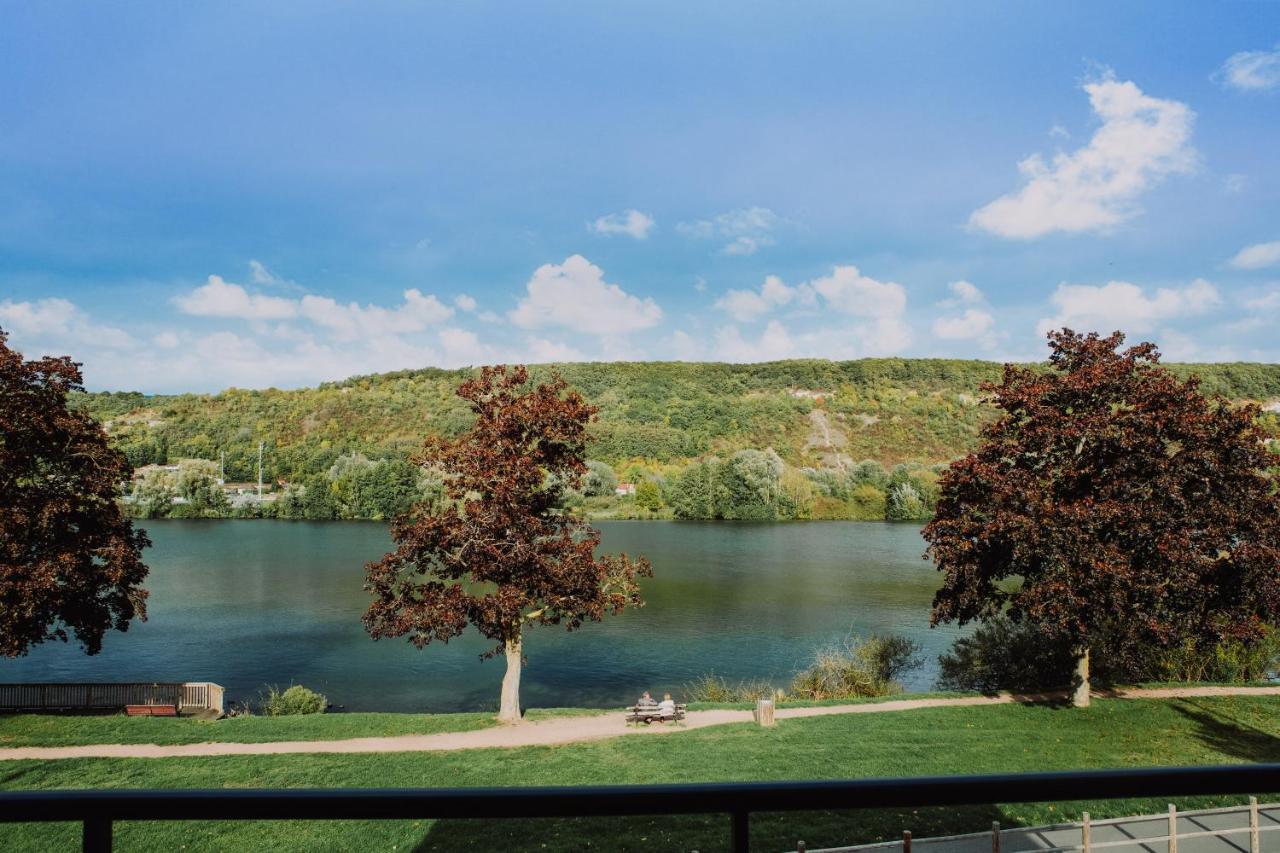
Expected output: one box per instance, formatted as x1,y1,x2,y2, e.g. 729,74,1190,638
3,686,1277,762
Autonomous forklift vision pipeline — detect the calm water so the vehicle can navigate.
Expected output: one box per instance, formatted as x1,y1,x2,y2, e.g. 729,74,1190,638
0,520,964,712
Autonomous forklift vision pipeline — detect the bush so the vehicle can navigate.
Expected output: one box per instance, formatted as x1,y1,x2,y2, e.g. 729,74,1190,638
938,618,1280,693
684,673,782,703
936,617,1076,693
260,684,327,716
848,483,887,520
1145,630,1280,683
791,634,923,700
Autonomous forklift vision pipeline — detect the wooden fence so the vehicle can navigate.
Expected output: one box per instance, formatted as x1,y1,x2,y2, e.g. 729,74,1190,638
0,682,224,715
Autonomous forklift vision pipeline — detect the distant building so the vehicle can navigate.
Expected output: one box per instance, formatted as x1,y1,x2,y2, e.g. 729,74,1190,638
615,482,636,496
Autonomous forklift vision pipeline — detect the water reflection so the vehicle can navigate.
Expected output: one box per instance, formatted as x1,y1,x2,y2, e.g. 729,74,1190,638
0,520,962,712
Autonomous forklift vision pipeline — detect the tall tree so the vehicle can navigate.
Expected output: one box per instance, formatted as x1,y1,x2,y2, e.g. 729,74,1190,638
364,365,651,723
0,329,150,657
925,330,1280,706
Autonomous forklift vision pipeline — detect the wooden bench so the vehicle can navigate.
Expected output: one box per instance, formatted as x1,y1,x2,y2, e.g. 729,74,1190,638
125,704,179,717
626,703,686,725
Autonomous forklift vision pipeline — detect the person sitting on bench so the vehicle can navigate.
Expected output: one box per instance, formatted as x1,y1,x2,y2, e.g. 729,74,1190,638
657,693,676,720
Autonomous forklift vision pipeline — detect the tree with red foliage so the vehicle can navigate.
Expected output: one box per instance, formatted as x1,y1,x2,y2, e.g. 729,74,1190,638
926,330,1280,706
364,365,652,722
0,329,150,657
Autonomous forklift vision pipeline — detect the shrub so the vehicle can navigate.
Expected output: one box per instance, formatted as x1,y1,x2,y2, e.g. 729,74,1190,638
936,617,1076,693
260,684,327,716
886,482,928,521
1145,629,1280,683
582,460,618,497
684,673,782,703
938,618,1280,693
791,634,923,700
848,483,887,520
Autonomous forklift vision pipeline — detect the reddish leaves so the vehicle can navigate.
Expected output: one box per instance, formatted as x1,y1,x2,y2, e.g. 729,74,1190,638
926,330,1280,660
363,365,652,656
0,329,150,657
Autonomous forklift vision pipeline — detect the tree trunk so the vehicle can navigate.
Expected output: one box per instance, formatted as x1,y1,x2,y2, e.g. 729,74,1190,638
498,635,523,724
1072,647,1091,708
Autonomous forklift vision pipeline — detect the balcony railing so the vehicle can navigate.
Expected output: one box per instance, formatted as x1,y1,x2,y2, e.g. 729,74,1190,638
2,764,1278,853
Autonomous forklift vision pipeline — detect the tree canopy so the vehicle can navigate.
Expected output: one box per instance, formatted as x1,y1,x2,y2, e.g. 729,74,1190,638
925,330,1280,704
0,329,150,657
363,365,651,722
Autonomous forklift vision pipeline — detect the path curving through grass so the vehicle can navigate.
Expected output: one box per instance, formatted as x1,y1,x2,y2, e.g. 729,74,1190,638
3,685,1278,761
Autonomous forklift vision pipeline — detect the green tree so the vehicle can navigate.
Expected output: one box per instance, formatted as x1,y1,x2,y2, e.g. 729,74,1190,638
635,479,663,512
582,460,618,497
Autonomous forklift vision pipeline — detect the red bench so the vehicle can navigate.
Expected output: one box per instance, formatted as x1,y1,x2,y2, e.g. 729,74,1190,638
125,704,178,717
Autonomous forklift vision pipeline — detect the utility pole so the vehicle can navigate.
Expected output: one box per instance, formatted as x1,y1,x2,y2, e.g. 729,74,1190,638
257,441,264,500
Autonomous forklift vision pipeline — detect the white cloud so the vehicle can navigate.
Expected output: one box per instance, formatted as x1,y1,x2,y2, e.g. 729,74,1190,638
589,209,655,240
970,77,1196,239
1218,45,1280,91
453,294,478,312
297,290,454,342
174,273,454,341
933,309,996,343
1036,278,1220,336
1229,240,1280,270
678,207,781,255
716,275,812,322
1245,290,1280,312
942,280,984,305
249,260,275,285
174,275,298,320
712,264,911,353
715,320,800,361
153,332,180,349
0,297,136,351
809,265,907,319
508,254,662,335
1224,173,1247,193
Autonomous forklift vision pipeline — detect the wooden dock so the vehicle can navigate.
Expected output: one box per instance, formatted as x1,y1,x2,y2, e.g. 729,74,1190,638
0,682,225,716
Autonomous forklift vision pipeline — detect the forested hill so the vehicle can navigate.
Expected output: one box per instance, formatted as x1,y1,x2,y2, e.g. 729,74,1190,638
73,358,1280,486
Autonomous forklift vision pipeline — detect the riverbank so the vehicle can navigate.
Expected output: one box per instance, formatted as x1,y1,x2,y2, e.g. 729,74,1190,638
3,694,1280,852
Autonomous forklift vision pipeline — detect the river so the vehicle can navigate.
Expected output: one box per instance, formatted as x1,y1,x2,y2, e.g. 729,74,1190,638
0,520,965,712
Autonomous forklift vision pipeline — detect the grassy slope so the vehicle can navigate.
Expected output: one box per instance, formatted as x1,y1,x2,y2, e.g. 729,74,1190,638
3,697,1279,852
0,708,601,748
73,359,1280,480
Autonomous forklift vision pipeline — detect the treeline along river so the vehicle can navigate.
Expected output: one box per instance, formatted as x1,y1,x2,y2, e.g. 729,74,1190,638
1,521,965,712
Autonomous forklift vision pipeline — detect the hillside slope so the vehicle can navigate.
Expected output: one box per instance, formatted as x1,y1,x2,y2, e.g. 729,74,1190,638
73,358,1280,486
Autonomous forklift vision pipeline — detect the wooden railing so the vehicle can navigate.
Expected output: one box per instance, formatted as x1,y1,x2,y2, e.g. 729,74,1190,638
0,682,224,715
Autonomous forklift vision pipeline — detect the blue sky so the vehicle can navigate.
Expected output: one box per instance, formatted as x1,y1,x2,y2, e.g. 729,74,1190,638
1,2,1278,392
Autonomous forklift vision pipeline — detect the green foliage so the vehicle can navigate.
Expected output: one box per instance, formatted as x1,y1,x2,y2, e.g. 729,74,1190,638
259,684,327,716
634,479,663,511
937,618,1280,692
582,460,618,497
77,357,1280,522
790,634,924,700
937,617,1078,693
1144,630,1280,684
682,674,781,703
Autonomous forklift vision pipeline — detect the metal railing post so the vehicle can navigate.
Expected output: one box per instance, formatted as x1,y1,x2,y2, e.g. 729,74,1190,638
83,817,111,853
731,809,749,853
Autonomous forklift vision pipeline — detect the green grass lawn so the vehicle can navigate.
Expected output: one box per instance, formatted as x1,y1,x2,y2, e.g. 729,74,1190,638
0,707,601,748
2,696,1278,852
